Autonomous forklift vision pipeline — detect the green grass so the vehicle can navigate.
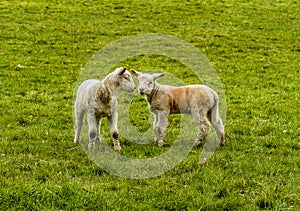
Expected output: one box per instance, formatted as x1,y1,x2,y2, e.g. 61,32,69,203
1,0,299,210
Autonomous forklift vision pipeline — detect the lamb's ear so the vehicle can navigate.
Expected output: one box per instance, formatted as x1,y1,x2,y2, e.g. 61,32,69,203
117,67,127,76
153,73,165,80
130,69,140,77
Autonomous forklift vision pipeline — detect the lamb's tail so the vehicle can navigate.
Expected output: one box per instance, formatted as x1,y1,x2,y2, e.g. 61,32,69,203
207,90,219,122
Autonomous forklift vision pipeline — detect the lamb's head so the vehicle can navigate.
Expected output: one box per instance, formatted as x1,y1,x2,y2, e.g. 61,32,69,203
115,67,136,93
131,70,165,95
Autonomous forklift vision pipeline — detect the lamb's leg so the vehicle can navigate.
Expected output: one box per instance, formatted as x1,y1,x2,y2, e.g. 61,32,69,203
194,111,210,147
208,101,225,146
87,110,98,150
95,118,101,144
153,113,158,142
154,111,168,147
212,116,225,146
74,106,84,144
108,111,121,151
209,106,225,146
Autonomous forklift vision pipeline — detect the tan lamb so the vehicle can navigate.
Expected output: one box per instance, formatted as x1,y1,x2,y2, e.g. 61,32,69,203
131,70,225,147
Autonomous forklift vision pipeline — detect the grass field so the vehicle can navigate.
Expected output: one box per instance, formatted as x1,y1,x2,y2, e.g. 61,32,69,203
0,0,299,210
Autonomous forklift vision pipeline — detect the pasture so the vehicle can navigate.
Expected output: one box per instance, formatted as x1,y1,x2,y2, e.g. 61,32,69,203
0,0,299,210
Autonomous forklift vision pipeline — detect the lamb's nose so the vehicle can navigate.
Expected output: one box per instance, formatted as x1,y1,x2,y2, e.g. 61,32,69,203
139,89,145,95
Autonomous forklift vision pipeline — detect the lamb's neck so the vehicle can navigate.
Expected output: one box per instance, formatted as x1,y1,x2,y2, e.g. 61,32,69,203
147,82,162,101
103,74,121,96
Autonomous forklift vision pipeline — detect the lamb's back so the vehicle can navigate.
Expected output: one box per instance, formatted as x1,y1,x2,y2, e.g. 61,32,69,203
76,79,102,107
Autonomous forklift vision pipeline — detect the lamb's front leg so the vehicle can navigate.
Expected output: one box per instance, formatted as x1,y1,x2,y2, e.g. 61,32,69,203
108,111,121,151
153,110,168,147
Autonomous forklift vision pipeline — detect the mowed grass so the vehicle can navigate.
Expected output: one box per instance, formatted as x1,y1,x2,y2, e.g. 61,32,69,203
0,0,299,210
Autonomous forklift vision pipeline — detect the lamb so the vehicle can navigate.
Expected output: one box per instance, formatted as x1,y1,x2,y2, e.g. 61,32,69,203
74,67,136,151
131,70,225,147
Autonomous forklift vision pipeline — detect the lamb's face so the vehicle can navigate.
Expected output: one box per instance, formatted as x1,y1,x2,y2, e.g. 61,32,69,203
120,71,136,93
137,74,155,95
130,70,165,95
138,74,155,95
116,67,136,93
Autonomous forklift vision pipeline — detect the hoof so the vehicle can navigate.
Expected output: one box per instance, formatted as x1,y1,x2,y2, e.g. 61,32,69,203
157,139,166,147
74,138,80,144
114,142,121,151
88,143,95,151
199,158,207,165
219,135,225,146
193,140,204,147
219,141,225,146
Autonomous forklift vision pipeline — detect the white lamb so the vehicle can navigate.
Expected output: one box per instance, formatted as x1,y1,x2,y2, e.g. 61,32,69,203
131,70,225,147
74,67,136,151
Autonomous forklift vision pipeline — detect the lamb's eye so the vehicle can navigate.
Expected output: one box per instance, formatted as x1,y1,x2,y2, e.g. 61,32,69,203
148,81,152,85
124,77,130,81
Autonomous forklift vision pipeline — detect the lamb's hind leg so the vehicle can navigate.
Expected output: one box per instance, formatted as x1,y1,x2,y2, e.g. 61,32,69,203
193,111,210,147
210,109,225,146
74,107,84,144
87,110,99,150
